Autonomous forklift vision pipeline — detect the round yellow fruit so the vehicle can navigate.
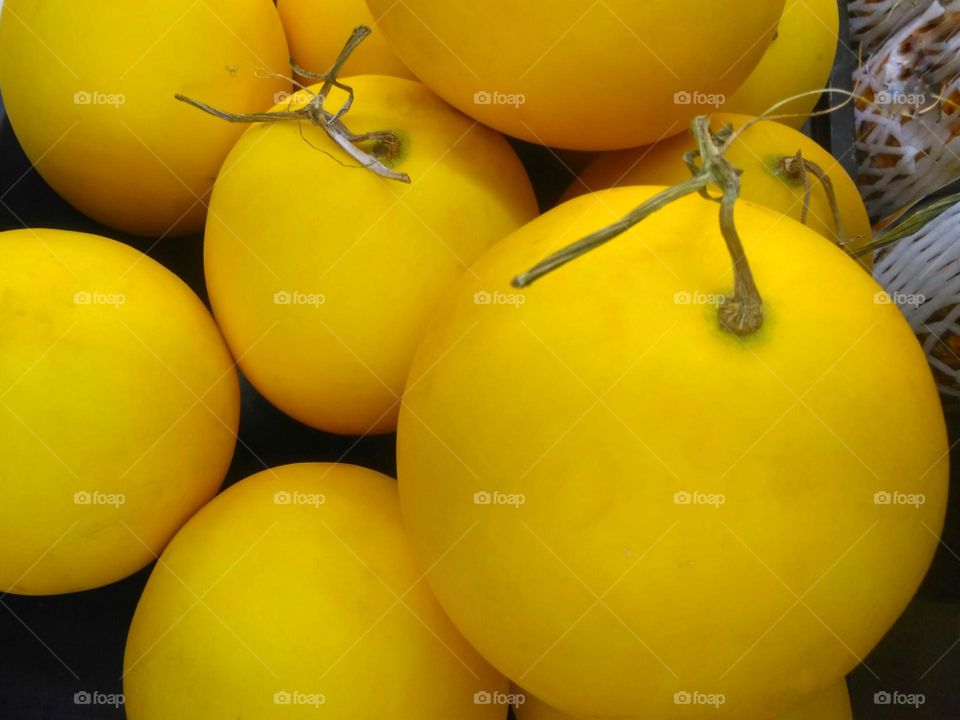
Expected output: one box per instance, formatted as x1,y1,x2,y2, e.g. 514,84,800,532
124,463,508,720
366,0,785,150
565,113,873,268
204,74,538,435
397,188,947,719
0,229,239,595
0,0,289,236
724,0,840,128
514,679,852,719
278,0,413,79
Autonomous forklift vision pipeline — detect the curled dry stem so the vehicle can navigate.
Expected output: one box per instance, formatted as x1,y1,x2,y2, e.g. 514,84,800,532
776,151,847,248
175,26,411,184
513,116,764,338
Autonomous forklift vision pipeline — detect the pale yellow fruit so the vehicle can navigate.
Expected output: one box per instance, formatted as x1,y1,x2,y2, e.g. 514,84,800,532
204,74,538,435
724,0,840,127
0,228,239,595
367,0,785,149
398,187,947,718
0,0,289,236
278,0,413,79
124,463,508,719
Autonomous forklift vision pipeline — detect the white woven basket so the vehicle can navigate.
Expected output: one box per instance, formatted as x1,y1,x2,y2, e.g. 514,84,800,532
853,0,960,221
850,0,960,398
874,199,960,397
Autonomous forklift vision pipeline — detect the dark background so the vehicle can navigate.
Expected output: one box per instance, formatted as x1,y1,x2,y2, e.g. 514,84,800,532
2,21,960,716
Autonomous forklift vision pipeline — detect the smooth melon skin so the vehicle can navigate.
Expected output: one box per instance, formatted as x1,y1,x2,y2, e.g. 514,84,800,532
723,0,840,128
278,0,414,80
0,228,239,595
124,463,509,720
366,0,786,150
397,187,947,719
203,74,538,435
0,0,290,237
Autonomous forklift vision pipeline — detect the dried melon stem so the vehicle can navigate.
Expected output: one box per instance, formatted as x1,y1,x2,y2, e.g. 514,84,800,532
513,116,764,338
775,151,848,248
175,26,411,184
